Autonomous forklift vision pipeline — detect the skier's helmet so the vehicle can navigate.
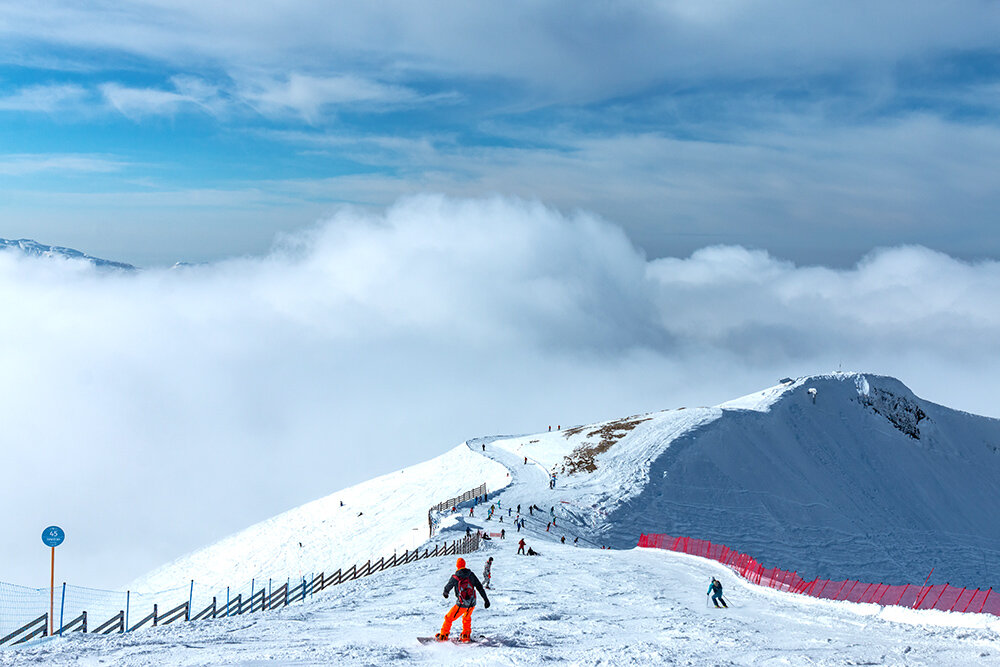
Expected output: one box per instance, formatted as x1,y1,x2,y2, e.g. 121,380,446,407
456,558,466,569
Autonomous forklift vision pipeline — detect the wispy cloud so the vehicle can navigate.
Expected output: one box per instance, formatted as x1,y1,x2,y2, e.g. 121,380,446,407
0,82,89,111
240,73,422,121
99,75,227,118
0,153,124,175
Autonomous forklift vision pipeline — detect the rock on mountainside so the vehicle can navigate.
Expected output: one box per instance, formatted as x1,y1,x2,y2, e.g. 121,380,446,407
500,373,1000,588
0,238,136,270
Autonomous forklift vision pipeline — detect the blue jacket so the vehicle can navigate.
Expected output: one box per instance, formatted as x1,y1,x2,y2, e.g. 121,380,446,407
708,580,723,597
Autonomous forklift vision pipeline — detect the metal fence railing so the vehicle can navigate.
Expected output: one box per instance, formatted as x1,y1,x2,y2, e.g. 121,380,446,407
1,533,481,649
428,483,488,536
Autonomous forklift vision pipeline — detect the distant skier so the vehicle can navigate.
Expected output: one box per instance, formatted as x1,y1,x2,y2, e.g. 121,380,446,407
518,538,526,554
436,558,490,642
483,557,493,589
560,535,565,544
482,443,486,451
524,456,528,464
707,578,728,608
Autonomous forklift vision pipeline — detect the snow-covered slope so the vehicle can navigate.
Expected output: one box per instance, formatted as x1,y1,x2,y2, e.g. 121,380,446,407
137,372,1000,596
132,444,510,592
7,523,1000,665
9,378,1000,664
493,373,1000,587
0,238,135,270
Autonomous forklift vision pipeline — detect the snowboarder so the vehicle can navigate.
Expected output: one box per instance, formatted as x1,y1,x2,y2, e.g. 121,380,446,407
707,578,728,608
437,558,490,642
483,557,493,589
517,538,526,554
527,547,540,556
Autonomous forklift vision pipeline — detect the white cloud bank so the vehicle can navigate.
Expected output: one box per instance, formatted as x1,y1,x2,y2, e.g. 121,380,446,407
1,195,998,589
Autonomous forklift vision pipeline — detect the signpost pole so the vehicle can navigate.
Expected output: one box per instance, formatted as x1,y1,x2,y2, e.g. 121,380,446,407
50,546,55,635
41,526,66,636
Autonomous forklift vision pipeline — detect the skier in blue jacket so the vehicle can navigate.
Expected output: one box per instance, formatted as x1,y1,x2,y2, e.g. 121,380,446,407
707,577,727,608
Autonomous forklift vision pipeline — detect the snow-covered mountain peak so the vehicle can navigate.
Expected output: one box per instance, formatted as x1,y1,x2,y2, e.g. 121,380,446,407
0,237,136,270
132,371,1000,601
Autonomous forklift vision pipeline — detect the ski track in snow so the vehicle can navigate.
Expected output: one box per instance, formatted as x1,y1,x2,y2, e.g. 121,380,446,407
5,432,1000,665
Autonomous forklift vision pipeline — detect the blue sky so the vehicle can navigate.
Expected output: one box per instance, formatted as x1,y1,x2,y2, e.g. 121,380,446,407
2,1,1000,266
4,2,1000,588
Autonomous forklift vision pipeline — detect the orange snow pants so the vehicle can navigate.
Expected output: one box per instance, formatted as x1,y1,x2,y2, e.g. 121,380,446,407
440,605,474,636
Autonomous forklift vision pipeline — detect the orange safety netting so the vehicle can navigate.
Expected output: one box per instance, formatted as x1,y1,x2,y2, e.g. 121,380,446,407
637,534,998,616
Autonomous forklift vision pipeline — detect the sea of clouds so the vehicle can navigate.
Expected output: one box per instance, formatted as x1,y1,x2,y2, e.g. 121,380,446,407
2,194,998,589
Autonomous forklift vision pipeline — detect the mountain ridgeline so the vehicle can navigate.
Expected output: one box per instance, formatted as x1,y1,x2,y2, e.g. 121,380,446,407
133,373,1000,596
0,238,136,270
593,374,1000,588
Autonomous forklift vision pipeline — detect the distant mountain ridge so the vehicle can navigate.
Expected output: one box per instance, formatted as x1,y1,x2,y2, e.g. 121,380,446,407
0,238,136,270
134,372,1000,595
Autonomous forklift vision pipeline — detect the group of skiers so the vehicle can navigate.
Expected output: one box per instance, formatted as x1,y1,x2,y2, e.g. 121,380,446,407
433,555,729,641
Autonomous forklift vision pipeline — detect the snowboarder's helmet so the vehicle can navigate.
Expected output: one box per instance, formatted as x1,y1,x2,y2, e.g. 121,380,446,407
456,558,466,569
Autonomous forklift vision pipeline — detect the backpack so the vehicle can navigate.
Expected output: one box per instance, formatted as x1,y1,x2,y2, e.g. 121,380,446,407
454,573,476,606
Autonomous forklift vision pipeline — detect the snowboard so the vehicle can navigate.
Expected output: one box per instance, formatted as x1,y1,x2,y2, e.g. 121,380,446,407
418,635,490,646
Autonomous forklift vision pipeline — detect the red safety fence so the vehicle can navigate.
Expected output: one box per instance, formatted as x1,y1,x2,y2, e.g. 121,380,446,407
638,534,999,616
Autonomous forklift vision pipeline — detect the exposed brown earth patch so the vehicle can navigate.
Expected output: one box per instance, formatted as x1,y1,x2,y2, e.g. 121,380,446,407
557,416,652,475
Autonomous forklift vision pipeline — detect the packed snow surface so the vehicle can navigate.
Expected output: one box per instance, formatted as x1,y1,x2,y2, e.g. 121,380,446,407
5,427,1000,665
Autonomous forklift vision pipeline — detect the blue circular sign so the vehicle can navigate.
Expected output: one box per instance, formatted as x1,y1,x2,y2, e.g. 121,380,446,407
42,526,65,548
